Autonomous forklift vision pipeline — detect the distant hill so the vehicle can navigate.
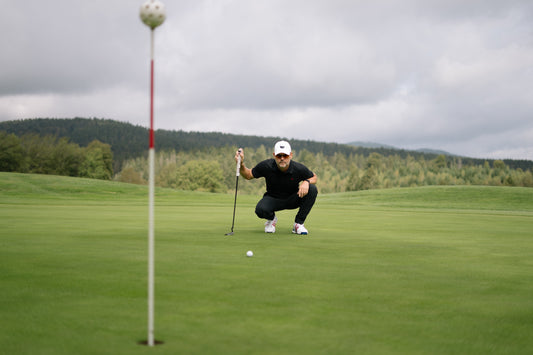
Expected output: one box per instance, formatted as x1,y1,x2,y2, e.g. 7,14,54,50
1,118,532,172
415,148,454,156
1,118,362,170
348,141,398,150
349,141,453,156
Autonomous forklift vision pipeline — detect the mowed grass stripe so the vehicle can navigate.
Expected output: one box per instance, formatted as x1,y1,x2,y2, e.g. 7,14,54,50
1,172,533,354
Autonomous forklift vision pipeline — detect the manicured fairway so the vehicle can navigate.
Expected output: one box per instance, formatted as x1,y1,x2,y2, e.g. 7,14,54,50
1,173,533,354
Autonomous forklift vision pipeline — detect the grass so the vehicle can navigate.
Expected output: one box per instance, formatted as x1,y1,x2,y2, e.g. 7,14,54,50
1,172,533,354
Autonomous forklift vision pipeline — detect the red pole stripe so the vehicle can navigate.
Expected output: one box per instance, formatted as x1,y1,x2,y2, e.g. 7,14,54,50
149,59,155,149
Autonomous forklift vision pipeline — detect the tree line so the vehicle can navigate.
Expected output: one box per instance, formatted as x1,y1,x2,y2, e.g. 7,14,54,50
2,118,533,173
1,131,113,180
2,131,532,192
2,118,533,193
113,146,533,193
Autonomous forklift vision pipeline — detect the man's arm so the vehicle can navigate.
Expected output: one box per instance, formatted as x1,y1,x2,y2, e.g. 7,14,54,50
240,164,254,180
235,149,254,180
306,173,317,185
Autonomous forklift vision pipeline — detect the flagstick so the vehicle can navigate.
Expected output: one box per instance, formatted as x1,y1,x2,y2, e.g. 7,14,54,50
140,1,166,346
147,26,156,347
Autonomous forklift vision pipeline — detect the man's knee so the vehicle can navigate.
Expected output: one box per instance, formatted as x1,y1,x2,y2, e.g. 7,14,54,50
255,204,266,218
300,184,317,207
255,200,273,219
308,184,318,197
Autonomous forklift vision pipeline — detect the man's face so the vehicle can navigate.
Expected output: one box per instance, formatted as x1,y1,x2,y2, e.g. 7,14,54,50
274,152,292,171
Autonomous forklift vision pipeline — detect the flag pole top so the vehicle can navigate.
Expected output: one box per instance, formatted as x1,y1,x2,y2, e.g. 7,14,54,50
140,0,166,29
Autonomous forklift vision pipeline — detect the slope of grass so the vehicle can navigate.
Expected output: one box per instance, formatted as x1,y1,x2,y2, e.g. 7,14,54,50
1,172,533,354
321,185,533,212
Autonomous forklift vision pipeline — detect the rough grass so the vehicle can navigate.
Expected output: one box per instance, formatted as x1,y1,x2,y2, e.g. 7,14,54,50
1,172,533,354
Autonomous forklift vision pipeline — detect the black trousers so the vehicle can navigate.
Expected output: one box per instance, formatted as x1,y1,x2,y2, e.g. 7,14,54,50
255,184,318,224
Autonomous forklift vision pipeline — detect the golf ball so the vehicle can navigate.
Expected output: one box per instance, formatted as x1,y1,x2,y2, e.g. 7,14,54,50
246,251,253,257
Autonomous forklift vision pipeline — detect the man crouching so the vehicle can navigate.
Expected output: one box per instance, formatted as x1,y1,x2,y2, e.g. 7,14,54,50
235,141,318,235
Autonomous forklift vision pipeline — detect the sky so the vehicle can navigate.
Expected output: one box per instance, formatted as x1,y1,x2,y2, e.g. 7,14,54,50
1,0,532,160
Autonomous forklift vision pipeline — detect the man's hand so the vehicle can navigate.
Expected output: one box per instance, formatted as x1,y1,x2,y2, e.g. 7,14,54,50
235,148,254,180
298,180,310,198
298,174,317,197
235,148,243,164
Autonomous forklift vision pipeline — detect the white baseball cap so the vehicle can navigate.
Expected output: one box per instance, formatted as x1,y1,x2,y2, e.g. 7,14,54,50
274,141,291,156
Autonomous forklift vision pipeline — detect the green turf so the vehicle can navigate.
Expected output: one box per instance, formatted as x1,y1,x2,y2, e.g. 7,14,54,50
1,172,533,354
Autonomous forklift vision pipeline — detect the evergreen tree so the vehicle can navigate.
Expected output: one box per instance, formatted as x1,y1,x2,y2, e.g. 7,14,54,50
0,132,24,172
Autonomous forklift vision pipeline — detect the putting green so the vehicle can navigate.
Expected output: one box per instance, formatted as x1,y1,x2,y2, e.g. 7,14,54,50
1,173,532,354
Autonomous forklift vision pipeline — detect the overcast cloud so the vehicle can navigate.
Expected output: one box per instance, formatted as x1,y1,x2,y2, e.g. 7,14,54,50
1,0,532,160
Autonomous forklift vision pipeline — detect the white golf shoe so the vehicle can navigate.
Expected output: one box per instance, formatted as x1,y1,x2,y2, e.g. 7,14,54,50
292,223,308,235
264,216,277,233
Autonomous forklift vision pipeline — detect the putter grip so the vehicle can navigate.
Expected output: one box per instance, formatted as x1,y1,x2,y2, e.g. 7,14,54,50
236,156,241,176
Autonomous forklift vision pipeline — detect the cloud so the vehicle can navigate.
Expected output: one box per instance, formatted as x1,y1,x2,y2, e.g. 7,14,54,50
0,0,147,95
1,0,532,160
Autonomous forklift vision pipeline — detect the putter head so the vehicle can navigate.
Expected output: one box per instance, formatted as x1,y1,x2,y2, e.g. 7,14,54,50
224,231,234,236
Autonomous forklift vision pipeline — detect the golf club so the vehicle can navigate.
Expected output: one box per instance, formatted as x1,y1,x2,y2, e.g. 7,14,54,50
225,148,242,236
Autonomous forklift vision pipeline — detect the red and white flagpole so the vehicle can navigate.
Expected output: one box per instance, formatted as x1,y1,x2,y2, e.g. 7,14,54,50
147,26,156,347
140,0,166,347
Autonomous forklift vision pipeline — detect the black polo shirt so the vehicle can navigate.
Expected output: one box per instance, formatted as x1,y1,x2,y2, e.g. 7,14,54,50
251,159,314,199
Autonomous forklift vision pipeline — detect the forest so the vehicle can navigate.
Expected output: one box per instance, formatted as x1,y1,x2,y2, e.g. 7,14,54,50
114,146,533,194
2,118,533,171
1,118,532,193
0,131,113,180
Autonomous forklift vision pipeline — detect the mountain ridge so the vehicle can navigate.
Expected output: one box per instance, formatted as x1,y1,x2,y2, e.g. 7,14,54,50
348,141,453,156
1,118,532,172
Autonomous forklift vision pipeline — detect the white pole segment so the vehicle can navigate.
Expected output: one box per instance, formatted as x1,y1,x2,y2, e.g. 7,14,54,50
148,147,155,347
148,153,155,345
